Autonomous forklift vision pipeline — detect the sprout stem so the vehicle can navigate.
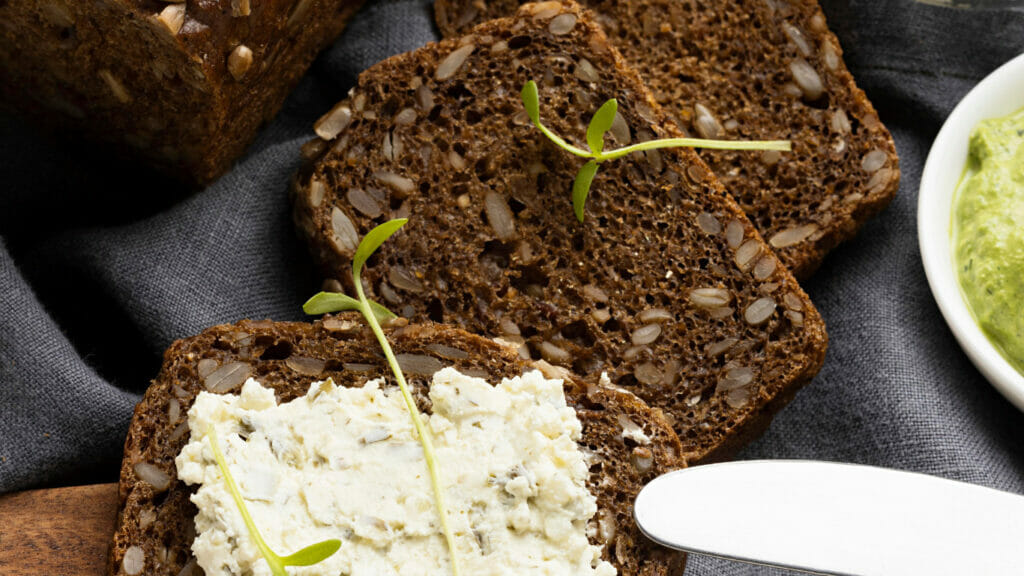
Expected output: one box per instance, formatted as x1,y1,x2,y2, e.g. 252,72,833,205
353,279,461,576
599,137,791,161
304,219,460,576
534,120,592,158
208,425,284,576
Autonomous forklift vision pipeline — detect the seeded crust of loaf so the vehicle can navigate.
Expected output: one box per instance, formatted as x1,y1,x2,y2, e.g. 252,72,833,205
434,0,900,279
291,1,828,464
109,316,685,576
0,0,365,186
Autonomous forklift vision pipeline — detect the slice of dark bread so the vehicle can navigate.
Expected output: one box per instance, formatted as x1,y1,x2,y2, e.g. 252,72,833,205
434,0,900,279
109,316,685,576
291,1,828,465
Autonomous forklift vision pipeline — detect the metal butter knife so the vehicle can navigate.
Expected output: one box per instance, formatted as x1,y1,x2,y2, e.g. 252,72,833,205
633,460,1024,575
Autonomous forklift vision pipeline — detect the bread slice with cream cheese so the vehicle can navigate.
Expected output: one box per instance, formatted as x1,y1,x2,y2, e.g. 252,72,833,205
109,316,685,575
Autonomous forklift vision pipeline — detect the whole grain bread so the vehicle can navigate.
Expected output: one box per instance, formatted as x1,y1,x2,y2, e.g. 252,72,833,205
291,1,828,465
0,0,365,186
434,0,900,279
109,316,685,576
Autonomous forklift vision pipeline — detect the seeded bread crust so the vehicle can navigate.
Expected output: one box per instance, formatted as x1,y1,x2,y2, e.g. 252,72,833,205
291,1,828,464
0,0,365,186
109,316,685,576
434,0,900,279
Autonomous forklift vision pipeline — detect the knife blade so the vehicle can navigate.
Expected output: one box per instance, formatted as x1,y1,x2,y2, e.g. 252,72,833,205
633,460,1024,575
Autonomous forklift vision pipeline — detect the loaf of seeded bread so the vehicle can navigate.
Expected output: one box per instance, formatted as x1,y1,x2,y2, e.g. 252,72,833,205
0,0,365,186
434,0,900,279
109,317,685,576
291,1,828,464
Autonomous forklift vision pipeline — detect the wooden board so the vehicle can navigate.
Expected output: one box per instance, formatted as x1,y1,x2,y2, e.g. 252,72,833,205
0,483,118,576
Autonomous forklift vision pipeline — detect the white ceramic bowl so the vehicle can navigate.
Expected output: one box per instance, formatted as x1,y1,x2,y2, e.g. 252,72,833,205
918,52,1024,413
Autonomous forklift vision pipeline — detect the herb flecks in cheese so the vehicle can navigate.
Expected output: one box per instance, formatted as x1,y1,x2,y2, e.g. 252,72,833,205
176,368,617,576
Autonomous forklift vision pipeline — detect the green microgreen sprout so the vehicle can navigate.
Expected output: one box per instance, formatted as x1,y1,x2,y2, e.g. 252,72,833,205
206,424,341,576
520,80,793,222
302,288,397,323
302,219,460,576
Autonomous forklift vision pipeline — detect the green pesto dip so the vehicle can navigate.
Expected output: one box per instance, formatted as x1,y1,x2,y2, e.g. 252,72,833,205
953,106,1024,374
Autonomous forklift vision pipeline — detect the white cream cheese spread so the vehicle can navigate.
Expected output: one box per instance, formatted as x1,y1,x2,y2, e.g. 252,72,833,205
175,367,616,576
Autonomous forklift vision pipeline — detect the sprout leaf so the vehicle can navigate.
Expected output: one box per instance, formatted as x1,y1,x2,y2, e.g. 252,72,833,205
279,540,343,567
303,292,361,315
586,98,617,155
353,218,407,278
572,160,599,223
521,80,540,124
302,292,396,323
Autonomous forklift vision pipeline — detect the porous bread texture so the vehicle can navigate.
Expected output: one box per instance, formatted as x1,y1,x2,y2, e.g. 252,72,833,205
291,1,828,465
434,0,900,279
0,0,365,186
110,316,684,576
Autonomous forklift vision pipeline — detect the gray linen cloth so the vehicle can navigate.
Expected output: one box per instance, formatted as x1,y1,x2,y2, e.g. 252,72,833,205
1,0,1022,573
